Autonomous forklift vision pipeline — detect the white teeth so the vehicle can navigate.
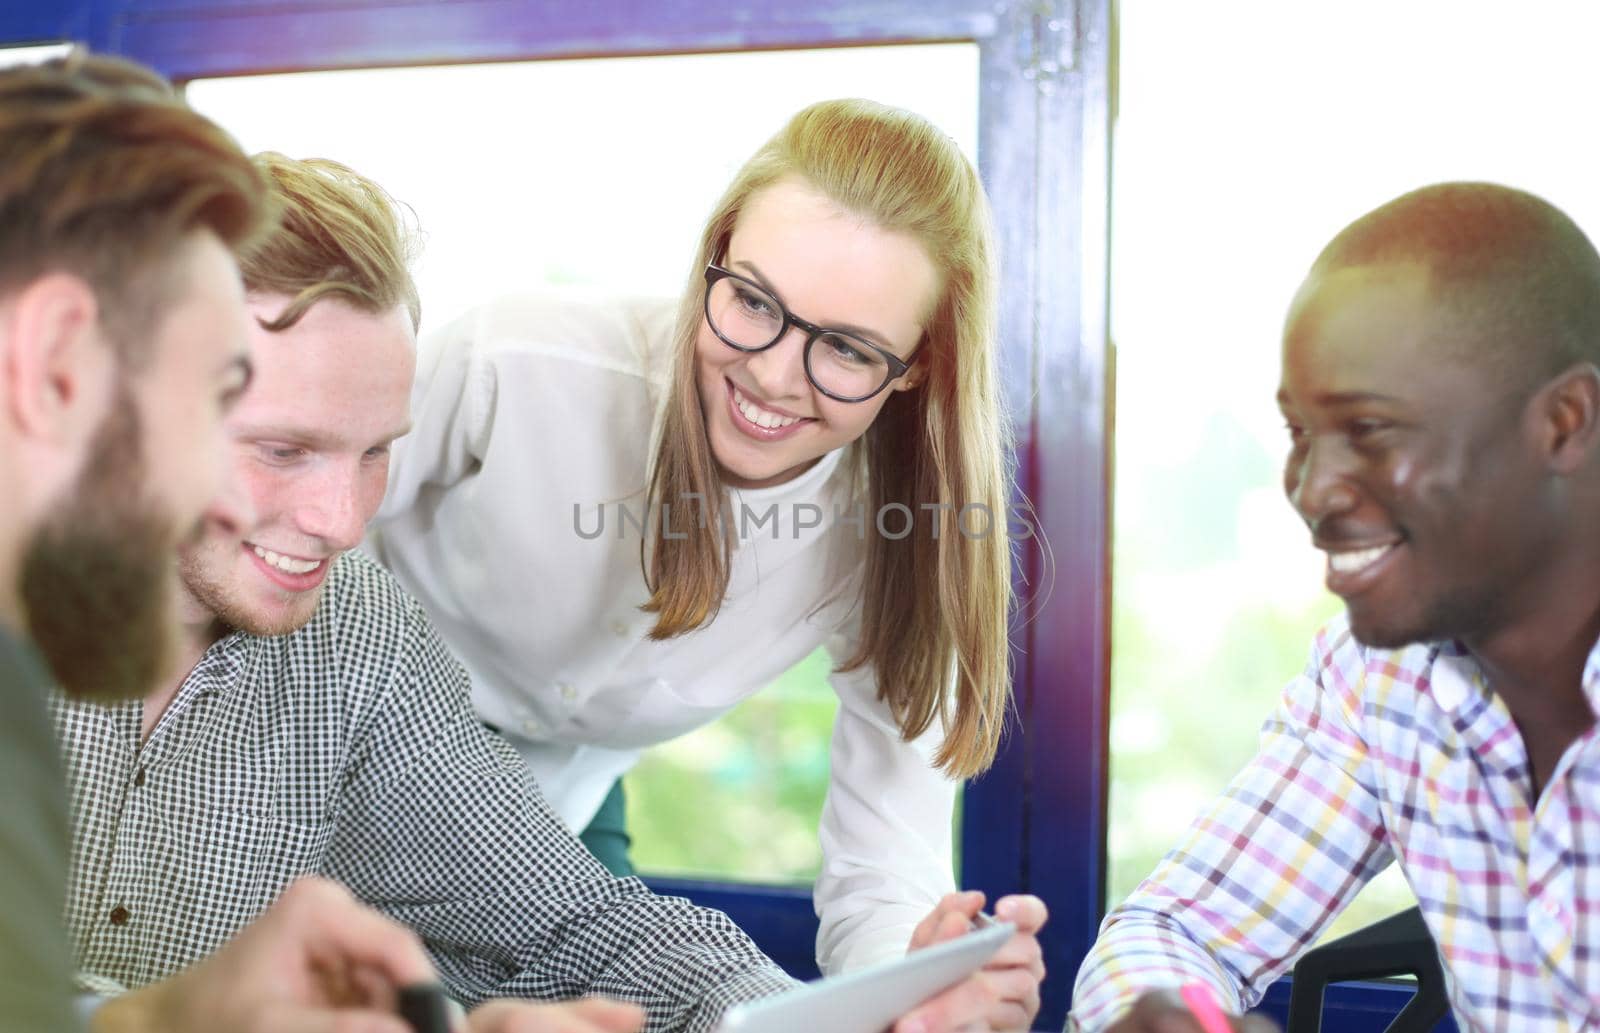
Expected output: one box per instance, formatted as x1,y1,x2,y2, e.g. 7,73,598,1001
252,545,322,576
1328,544,1394,575
732,386,800,429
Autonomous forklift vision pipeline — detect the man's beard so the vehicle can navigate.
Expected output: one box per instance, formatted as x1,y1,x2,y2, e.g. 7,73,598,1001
178,527,331,639
177,538,327,639
20,386,189,702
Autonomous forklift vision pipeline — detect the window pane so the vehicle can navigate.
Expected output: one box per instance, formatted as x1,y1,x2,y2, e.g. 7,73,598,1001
187,45,978,336
1110,0,1600,943
626,648,836,884
0,42,72,67
187,44,978,884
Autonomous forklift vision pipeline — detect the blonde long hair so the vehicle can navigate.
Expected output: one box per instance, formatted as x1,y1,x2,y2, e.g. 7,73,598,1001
643,98,1012,778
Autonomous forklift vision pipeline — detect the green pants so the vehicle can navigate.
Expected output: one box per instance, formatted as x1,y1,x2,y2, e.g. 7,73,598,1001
578,778,635,877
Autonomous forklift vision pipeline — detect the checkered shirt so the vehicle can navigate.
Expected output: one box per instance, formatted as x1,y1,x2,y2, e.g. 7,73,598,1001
52,551,795,1032
1070,613,1600,1033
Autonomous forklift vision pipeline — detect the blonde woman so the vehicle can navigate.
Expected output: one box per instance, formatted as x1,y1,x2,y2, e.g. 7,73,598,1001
374,99,1046,1028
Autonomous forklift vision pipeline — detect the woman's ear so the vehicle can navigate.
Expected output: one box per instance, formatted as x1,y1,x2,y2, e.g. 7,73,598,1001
893,351,928,392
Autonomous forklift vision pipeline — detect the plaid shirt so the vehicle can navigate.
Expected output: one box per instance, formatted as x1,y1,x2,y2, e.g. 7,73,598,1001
1071,614,1600,1033
52,551,794,1032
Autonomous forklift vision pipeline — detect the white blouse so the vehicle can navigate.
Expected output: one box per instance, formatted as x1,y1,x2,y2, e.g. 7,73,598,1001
372,291,958,974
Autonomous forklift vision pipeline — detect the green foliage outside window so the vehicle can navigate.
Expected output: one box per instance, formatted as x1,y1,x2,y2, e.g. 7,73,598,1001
626,649,838,884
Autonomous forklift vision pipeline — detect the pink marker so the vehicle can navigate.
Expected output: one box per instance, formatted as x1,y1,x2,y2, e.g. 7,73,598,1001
1179,980,1235,1033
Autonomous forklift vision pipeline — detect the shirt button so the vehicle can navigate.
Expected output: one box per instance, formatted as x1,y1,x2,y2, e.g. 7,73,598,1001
133,769,145,788
559,682,577,702
108,906,130,926
611,620,629,638
520,718,541,736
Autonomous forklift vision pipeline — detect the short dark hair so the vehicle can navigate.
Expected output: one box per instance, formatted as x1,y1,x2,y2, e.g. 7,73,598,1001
1313,182,1600,387
0,52,273,367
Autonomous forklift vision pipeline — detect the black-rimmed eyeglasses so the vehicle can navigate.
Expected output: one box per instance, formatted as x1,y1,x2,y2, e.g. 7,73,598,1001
702,264,914,403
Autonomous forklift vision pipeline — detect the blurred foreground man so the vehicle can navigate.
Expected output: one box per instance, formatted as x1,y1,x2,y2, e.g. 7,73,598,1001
1072,182,1600,1032
0,52,438,1033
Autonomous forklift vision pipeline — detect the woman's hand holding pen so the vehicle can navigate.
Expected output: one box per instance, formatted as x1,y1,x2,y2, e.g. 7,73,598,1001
893,890,1048,1032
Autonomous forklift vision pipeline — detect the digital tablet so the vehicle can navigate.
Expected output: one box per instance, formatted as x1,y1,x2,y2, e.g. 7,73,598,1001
714,918,1013,1033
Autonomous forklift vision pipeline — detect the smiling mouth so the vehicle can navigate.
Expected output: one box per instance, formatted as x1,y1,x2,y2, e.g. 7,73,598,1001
1327,543,1397,576
731,383,807,429
249,544,325,576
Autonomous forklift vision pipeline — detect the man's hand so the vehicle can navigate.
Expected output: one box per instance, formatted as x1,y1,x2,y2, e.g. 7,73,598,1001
93,876,437,1033
1104,988,1281,1033
892,890,1048,1033
465,997,644,1033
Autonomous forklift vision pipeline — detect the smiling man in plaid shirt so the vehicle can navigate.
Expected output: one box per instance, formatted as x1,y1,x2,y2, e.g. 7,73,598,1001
50,153,778,1033
1072,182,1600,1033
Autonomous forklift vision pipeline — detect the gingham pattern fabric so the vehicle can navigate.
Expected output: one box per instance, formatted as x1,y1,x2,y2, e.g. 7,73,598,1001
1070,613,1600,1033
52,551,795,1032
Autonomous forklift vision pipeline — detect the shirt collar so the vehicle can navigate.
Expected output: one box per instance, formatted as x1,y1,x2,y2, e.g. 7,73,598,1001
1424,631,1600,714
188,628,261,696
0,624,52,692
1426,642,1478,713
1583,632,1600,713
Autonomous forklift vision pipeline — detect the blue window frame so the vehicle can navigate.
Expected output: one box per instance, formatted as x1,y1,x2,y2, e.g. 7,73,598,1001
0,3,1441,1029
